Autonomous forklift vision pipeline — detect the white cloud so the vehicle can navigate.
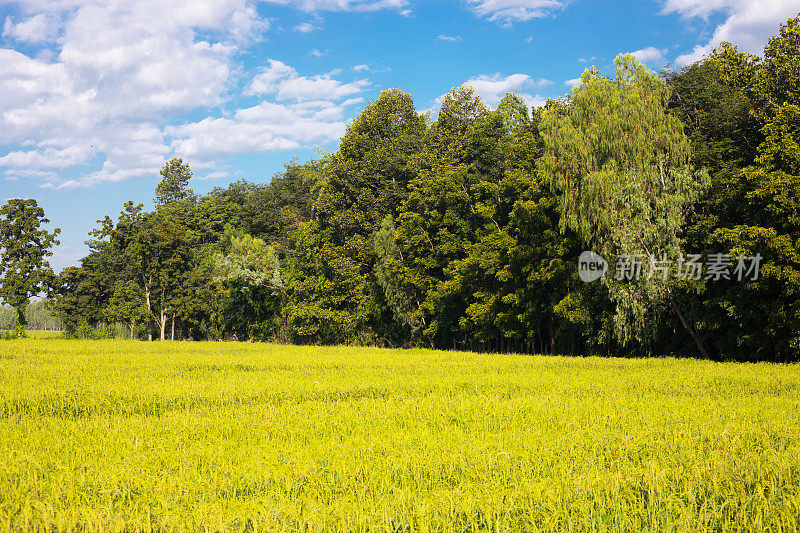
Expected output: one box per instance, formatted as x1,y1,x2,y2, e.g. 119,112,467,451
519,94,548,108
662,0,800,66
629,46,667,64
565,77,581,88
462,72,549,107
247,59,370,101
262,0,408,13
294,21,317,32
0,0,268,188
464,73,530,105
466,0,567,23
0,0,375,189
3,13,61,43
353,64,370,71
166,99,361,161
437,34,461,42
167,60,369,164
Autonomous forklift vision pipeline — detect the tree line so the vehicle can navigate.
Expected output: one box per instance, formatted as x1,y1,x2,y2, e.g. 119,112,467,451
0,301,62,331
1,16,798,362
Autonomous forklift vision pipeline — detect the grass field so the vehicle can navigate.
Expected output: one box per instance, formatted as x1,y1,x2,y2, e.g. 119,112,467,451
0,340,799,531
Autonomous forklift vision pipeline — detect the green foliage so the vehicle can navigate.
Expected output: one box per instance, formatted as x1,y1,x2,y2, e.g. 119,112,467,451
496,92,531,135
287,89,426,345
104,280,150,339
1,300,62,331
0,199,61,329
540,55,709,348
213,231,286,341
154,157,194,206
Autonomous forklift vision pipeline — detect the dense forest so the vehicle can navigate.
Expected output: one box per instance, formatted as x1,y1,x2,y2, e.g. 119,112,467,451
18,17,799,362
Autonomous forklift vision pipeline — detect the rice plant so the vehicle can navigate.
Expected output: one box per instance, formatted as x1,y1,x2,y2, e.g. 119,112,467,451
0,339,798,531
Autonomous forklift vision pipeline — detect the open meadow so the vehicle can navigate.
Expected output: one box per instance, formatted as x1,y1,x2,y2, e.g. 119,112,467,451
0,339,799,531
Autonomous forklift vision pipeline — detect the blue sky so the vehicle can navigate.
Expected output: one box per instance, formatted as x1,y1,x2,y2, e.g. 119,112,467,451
1,0,797,271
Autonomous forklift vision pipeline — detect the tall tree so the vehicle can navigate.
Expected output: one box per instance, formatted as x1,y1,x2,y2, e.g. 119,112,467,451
288,89,425,344
540,55,709,354
0,199,60,332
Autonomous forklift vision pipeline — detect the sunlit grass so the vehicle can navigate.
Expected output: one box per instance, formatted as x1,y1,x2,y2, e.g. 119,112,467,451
1,339,799,531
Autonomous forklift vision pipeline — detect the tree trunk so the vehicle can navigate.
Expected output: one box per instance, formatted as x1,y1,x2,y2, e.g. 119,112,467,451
143,274,155,341
670,300,710,359
159,306,166,341
171,313,175,341
548,314,556,354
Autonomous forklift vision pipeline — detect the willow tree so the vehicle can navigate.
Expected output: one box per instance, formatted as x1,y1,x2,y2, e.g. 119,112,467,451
540,55,709,355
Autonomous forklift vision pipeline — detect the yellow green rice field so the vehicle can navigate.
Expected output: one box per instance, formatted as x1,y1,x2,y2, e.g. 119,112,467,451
1,339,799,531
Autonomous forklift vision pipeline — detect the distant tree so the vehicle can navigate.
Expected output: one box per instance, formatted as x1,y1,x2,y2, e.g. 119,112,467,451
540,55,709,354
0,199,60,333
496,93,531,135
96,201,196,341
154,157,194,207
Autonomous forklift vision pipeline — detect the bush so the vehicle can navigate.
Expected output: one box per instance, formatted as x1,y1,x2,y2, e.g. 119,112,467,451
63,321,119,340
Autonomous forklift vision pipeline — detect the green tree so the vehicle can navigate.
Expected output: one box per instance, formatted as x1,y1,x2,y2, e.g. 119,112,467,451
288,89,426,345
213,231,287,340
393,87,507,348
0,199,61,333
97,201,196,341
155,157,194,207
540,55,709,354
496,92,531,135
105,280,150,339
706,104,800,361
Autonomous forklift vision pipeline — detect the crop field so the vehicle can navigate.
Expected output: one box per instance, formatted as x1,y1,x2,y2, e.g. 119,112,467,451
0,340,799,531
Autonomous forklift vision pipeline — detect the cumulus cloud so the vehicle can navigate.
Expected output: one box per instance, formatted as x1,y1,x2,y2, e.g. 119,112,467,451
166,99,362,161
565,77,581,88
247,59,369,100
629,46,667,64
462,72,549,108
466,0,567,23
0,0,268,188
662,0,800,66
0,0,375,189
3,13,61,43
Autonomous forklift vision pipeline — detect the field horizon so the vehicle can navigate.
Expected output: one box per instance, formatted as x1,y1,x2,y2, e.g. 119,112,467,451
1,339,799,530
